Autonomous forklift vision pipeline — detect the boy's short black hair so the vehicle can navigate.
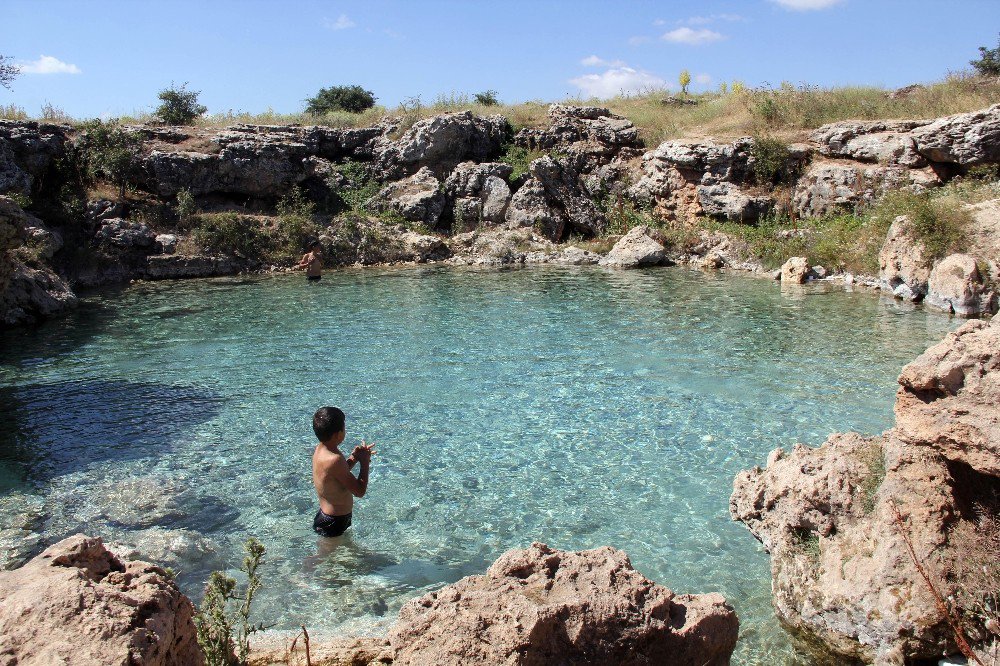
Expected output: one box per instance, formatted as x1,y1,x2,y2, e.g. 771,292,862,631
313,406,345,441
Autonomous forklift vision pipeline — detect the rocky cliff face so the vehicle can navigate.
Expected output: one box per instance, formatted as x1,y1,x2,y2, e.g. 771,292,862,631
731,317,1000,665
2,103,1000,327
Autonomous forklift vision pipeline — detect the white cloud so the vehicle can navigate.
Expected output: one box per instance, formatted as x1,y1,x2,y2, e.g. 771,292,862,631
628,35,651,46
324,13,356,30
570,66,669,99
769,0,845,10
18,55,81,75
581,55,625,67
662,27,725,45
653,18,666,26
685,13,745,24
694,73,713,85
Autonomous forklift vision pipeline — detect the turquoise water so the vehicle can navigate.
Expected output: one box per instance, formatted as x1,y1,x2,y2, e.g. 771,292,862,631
0,266,959,663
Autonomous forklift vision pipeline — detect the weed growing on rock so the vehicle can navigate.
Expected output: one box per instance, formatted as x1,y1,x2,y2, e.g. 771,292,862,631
870,190,968,264
195,537,267,666
274,187,319,257
176,189,197,224
0,104,28,120
951,506,1000,660
474,90,500,106
333,160,380,213
793,528,821,562
500,145,544,182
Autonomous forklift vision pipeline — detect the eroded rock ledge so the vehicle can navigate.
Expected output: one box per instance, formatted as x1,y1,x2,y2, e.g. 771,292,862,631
731,317,1000,664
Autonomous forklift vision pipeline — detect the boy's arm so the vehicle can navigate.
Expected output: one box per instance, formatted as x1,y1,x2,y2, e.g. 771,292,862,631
330,455,369,498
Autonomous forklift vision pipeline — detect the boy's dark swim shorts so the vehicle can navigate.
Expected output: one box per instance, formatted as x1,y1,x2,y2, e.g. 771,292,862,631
308,275,321,282
313,509,352,537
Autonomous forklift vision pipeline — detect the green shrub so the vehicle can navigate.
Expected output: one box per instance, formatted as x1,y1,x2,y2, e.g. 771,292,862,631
305,85,377,115
195,538,266,666
971,33,1000,76
474,90,500,106
155,83,207,125
191,212,270,258
333,160,380,213
749,135,793,185
274,187,319,257
870,190,967,264
76,119,144,202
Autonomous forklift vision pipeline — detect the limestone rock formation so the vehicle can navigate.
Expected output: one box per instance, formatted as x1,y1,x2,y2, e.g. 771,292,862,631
369,167,446,227
0,534,204,666
910,103,1000,166
505,155,606,241
599,226,667,268
376,111,511,180
444,161,513,226
0,120,68,196
895,318,1000,477
810,120,927,167
732,317,1000,664
925,253,994,315
388,542,739,666
780,256,811,283
697,182,772,221
879,215,930,301
514,104,642,171
792,162,937,219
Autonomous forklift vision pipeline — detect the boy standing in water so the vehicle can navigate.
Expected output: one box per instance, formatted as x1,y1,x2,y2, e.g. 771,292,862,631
297,240,323,281
311,406,374,538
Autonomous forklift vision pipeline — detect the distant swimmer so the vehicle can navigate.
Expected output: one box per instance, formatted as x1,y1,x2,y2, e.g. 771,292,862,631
297,240,323,281
311,406,375,538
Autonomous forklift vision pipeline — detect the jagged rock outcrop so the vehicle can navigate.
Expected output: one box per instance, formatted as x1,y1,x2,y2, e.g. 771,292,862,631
368,167,446,227
444,161,513,227
376,111,511,180
505,155,606,241
910,103,1000,167
0,120,68,196
731,317,1000,664
810,120,928,167
143,122,394,199
514,104,642,172
0,534,204,665
878,215,931,301
388,542,739,666
599,225,667,268
895,318,1000,476
0,196,76,326
792,162,938,218
697,182,772,221
925,253,995,315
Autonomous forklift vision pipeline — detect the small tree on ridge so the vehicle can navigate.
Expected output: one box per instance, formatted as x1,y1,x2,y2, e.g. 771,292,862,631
971,34,1000,76
155,82,208,125
305,85,376,115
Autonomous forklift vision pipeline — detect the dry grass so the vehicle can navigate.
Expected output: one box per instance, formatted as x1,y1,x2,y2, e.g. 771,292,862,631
20,72,998,144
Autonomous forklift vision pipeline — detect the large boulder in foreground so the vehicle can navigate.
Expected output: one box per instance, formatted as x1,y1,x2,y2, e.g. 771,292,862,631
731,317,1000,664
0,534,203,665
599,225,667,268
389,542,738,666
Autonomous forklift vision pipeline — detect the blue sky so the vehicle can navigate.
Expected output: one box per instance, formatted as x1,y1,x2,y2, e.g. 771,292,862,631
2,0,998,118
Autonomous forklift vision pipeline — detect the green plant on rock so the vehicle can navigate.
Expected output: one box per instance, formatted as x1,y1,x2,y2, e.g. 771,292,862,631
870,189,968,264
856,443,886,514
195,537,266,666
155,82,208,125
500,145,544,182
971,33,1000,76
76,119,144,202
333,160,380,213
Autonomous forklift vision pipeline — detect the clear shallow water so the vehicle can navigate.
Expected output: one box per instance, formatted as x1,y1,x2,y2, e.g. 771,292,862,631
0,266,959,663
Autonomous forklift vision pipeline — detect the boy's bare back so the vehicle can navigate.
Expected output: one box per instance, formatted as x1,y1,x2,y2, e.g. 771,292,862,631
312,444,354,516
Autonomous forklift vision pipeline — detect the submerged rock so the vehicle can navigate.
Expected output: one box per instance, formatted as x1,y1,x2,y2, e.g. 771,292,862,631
0,534,203,665
389,542,738,666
